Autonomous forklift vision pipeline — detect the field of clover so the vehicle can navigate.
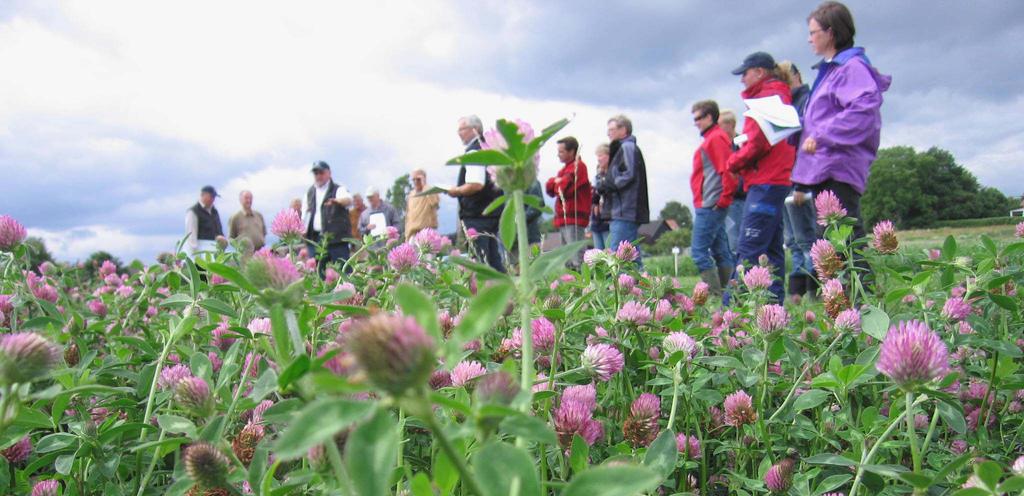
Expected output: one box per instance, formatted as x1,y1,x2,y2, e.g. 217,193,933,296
2,119,1024,496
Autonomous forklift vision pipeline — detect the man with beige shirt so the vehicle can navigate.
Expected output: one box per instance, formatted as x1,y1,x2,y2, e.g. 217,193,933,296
405,169,439,238
228,190,266,253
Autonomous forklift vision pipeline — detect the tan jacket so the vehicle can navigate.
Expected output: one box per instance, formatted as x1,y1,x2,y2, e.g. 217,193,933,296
405,187,440,238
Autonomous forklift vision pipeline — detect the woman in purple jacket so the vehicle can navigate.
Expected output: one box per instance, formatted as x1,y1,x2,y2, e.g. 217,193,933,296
793,1,892,239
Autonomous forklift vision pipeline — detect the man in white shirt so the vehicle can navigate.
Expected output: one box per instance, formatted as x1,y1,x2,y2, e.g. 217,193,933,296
185,185,227,257
447,115,506,272
304,161,353,276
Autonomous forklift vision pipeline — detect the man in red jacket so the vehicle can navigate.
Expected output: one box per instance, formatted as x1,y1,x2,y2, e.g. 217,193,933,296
690,100,736,297
546,136,592,266
724,52,796,303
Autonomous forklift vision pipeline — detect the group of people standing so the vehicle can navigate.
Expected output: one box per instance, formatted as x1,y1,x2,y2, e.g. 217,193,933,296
184,1,890,304
688,0,891,303
183,161,443,275
448,113,651,272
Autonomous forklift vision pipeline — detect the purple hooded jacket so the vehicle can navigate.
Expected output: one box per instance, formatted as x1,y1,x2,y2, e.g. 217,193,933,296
792,47,892,194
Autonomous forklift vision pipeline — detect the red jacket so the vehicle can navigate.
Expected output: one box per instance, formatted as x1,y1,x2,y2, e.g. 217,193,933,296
691,124,736,209
725,78,796,189
546,159,592,228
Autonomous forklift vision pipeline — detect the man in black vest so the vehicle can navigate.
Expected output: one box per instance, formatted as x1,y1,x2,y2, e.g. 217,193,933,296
305,161,353,276
185,185,226,257
447,115,506,273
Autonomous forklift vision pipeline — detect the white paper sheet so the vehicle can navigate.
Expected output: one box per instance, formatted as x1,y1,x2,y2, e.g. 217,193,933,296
369,213,388,236
741,95,802,146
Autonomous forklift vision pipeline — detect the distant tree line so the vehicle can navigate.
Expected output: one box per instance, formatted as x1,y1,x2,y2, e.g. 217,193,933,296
863,146,1018,229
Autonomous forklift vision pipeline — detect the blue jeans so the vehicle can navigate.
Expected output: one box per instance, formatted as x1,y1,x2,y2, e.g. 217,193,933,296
592,227,609,250
306,239,351,278
783,195,816,276
608,220,642,268
736,185,789,303
691,207,733,272
726,198,745,255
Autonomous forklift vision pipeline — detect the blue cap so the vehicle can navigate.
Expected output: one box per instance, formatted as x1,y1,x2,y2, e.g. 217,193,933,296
200,185,219,197
311,161,330,172
731,51,776,75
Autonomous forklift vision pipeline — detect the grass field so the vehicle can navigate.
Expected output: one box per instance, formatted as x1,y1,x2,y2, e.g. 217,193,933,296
643,223,1021,280
896,223,1019,254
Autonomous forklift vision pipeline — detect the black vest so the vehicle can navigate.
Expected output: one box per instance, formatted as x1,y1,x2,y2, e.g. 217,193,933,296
457,138,503,219
305,181,352,245
191,203,224,240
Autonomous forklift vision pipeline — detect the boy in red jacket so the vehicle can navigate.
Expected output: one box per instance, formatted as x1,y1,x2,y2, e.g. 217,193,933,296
546,136,592,266
690,100,736,297
724,52,796,303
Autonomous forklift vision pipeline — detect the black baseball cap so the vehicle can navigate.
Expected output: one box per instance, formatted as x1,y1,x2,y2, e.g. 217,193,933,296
311,161,331,172
200,185,220,197
731,51,776,75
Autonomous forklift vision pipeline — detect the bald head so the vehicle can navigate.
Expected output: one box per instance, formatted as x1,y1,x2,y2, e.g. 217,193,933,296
239,190,253,211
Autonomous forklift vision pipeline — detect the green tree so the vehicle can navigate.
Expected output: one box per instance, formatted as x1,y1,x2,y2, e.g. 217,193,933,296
649,228,692,256
863,146,1015,228
386,174,412,215
659,201,693,229
23,237,54,271
84,251,123,279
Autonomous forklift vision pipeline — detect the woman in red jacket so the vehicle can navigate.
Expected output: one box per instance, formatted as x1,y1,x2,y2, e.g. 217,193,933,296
546,136,592,266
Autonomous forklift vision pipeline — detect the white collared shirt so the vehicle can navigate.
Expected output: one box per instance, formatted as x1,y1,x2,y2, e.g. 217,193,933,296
462,136,487,184
185,203,215,252
311,182,330,233
308,181,352,233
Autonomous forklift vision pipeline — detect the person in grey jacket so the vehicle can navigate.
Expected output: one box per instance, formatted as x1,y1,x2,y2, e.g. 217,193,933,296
358,186,399,236
595,114,649,265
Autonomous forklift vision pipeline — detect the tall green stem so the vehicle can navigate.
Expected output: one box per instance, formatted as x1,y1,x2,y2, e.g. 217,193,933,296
326,437,356,496
420,399,484,496
767,332,843,423
759,339,771,414
512,190,535,404
667,362,682,429
849,395,924,496
905,392,921,473
214,342,255,443
980,350,1000,430
919,406,940,463
0,385,14,441
134,305,194,494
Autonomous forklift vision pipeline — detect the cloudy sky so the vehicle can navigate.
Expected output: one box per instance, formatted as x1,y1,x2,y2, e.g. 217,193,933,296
2,1,1022,262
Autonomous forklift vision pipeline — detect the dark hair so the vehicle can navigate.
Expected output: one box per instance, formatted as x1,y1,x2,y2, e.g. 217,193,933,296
809,1,855,52
557,136,579,154
691,100,720,124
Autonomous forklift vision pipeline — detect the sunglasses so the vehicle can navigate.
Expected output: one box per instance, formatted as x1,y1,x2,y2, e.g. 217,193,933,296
693,114,707,122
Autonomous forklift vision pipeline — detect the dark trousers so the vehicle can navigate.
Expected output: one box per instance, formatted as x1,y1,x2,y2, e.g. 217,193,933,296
811,179,864,240
736,184,789,303
811,180,868,284
463,217,506,273
306,232,350,278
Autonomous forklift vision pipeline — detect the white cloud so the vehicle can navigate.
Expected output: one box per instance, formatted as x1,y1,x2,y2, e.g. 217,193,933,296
29,225,180,261
3,1,1020,261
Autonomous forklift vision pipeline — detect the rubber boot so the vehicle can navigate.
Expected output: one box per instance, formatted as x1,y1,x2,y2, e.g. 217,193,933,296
805,275,820,301
788,274,806,297
717,265,734,291
700,268,723,297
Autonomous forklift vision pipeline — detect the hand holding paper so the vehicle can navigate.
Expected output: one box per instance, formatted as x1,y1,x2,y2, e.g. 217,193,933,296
369,213,388,236
742,95,802,146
